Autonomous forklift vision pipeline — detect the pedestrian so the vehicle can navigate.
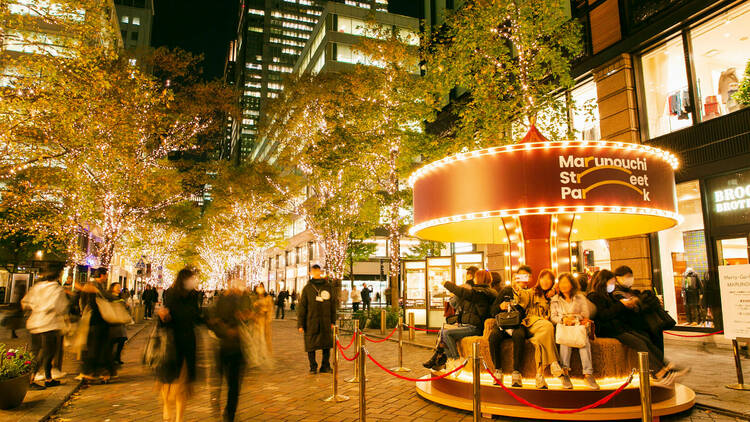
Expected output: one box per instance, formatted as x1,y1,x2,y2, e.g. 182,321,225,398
275,289,288,319
350,285,361,312
208,279,250,422
143,285,157,319
252,283,274,354
341,287,349,309
375,291,381,304
2,283,26,338
361,283,372,312
156,268,203,422
76,268,118,382
290,290,297,311
108,282,129,366
297,264,336,374
21,266,68,389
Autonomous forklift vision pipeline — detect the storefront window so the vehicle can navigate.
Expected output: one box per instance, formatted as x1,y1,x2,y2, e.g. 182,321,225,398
580,239,611,273
427,257,451,309
570,80,600,140
657,180,713,327
690,2,750,121
641,37,693,138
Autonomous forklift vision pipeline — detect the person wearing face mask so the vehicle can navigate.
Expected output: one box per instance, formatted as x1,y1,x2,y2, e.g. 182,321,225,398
587,270,687,386
613,266,665,352
156,268,203,422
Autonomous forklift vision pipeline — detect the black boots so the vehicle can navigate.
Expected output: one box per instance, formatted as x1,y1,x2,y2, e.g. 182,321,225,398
422,347,447,370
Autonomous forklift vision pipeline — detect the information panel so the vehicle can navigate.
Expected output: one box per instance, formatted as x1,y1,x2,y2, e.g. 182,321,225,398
718,264,750,339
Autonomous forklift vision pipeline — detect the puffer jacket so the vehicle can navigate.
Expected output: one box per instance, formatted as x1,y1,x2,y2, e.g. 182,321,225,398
21,281,69,334
443,282,497,327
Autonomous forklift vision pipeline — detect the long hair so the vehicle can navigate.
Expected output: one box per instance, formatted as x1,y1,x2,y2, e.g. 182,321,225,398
535,269,556,296
490,271,503,290
173,268,195,295
557,272,579,299
592,269,616,296
474,269,491,285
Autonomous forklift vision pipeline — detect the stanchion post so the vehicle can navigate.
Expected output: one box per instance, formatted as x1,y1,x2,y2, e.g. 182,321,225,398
358,331,366,422
390,317,410,372
380,309,386,335
637,352,652,422
408,312,415,341
346,319,361,383
472,341,481,422
727,339,750,390
324,325,350,403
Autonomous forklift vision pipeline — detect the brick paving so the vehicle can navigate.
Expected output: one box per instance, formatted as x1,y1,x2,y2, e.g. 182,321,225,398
48,319,747,421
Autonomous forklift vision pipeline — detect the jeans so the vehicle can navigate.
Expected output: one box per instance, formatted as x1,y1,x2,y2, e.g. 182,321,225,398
362,300,370,312
308,349,331,370
352,302,360,312
31,330,60,380
442,325,479,359
559,339,593,375
275,304,285,319
218,348,245,422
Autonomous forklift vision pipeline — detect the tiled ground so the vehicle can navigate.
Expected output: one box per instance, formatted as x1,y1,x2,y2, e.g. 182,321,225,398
47,319,748,421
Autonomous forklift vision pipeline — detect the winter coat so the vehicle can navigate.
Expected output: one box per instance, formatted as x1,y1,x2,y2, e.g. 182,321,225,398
587,290,635,337
550,293,591,325
442,282,497,327
158,288,203,383
276,290,289,306
297,278,337,352
21,281,69,334
361,287,372,303
350,288,361,303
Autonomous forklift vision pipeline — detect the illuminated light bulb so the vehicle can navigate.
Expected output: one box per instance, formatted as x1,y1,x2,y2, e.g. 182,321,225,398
575,215,581,220
552,262,558,267
557,206,565,213
504,251,510,256
505,145,513,152
595,206,603,212
544,142,551,149
562,141,569,148
551,247,557,253
505,280,511,285
573,272,579,277
576,206,584,212
571,242,577,247
519,258,525,263
572,229,578,234
572,255,577,263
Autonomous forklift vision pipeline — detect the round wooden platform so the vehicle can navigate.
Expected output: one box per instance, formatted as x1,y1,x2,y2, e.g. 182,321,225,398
415,371,695,420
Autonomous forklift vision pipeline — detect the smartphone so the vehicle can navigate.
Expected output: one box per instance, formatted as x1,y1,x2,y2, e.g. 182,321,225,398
515,273,530,282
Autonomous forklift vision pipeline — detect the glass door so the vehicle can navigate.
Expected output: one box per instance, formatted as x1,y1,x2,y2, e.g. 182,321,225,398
711,236,750,329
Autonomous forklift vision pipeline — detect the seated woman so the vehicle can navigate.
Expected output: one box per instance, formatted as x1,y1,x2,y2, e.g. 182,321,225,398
550,273,599,390
613,266,665,352
587,270,688,386
422,269,496,371
488,267,564,389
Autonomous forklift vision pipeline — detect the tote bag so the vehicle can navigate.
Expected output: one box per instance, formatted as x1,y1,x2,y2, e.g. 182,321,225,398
555,323,588,348
96,297,133,325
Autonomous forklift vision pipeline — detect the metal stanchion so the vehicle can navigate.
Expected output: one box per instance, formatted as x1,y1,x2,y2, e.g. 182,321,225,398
324,326,350,403
727,339,750,390
358,331,366,422
637,352,652,422
380,309,386,335
472,341,481,422
408,312,415,341
346,320,363,383
390,317,410,372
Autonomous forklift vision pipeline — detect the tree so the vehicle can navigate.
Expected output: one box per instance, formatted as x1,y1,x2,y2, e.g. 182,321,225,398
345,238,377,289
425,0,583,147
405,240,447,259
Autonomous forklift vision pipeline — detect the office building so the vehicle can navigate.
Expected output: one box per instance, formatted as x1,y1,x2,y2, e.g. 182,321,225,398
113,0,154,64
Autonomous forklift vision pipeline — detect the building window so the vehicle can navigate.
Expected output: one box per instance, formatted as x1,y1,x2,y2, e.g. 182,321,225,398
656,180,712,327
570,79,600,140
690,2,750,121
131,31,139,41
640,36,693,138
132,16,141,26
121,15,129,24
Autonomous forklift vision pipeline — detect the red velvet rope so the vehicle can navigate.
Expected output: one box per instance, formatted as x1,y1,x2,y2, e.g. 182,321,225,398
402,324,441,333
368,354,467,382
664,330,723,338
339,331,357,350
483,363,635,414
364,325,399,343
336,340,360,361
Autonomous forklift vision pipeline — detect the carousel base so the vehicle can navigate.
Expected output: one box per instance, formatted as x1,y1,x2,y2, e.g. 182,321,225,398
415,371,695,421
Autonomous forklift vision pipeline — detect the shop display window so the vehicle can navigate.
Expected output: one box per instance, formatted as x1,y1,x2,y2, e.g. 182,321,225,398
404,261,426,308
570,80,600,141
641,37,693,138
657,180,714,327
690,2,750,121
427,257,451,309
580,239,611,274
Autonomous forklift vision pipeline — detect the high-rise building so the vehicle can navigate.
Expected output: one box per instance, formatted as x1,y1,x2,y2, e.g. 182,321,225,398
113,0,154,64
225,0,388,164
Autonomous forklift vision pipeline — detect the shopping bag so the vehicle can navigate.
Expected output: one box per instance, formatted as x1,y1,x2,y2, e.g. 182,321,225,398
142,325,175,370
555,323,587,348
96,297,133,325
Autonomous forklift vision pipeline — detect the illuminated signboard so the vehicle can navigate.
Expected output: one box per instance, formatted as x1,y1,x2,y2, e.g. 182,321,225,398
707,169,750,227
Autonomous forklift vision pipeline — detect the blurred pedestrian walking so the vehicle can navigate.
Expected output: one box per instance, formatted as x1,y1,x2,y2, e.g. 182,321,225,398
2,283,26,338
298,265,336,375
275,289,288,319
156,268,203,422
108,282,129,365
143,285,157,319
76,268,119,382
21,266,68,389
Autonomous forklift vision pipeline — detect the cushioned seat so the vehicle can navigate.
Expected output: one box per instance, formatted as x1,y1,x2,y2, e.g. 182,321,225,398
457,319,638,379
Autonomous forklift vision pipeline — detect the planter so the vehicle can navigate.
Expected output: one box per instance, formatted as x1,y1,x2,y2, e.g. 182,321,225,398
0,373,31,410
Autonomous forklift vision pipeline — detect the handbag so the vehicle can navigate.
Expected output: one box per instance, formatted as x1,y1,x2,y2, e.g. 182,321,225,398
96,297,133,325
495,309,521,328
142,324,174,370
555,323,588,348
644,307,676,333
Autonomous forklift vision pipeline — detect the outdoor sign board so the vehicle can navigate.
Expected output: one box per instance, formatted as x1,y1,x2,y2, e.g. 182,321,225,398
707,169,750,228
718,264,750,339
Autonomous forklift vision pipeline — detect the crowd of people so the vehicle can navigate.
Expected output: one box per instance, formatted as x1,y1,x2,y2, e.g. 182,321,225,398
423,265,689,390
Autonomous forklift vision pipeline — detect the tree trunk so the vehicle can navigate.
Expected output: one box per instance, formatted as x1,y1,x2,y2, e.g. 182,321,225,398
388,149,401,311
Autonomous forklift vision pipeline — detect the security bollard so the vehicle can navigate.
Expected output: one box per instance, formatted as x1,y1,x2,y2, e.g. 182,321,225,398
358,331,366,422
637,352,652,422
472,341,481,422
390,317,410,372
324,325,350,403
408,312,415,341
380,309,386,335
346,320,363,383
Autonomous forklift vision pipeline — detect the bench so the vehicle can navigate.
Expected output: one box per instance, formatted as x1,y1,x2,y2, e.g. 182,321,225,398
458,319,638,379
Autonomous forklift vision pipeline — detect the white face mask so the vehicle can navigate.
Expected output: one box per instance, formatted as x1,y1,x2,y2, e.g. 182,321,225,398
184,278,197,290
606,282,616,293
620,276,635,288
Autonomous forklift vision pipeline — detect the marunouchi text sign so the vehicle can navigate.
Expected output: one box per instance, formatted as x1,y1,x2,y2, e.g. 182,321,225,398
409,140,679,243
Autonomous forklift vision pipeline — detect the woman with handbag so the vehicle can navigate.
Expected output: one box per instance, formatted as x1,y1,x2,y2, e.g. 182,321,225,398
588,270,687,386
550,273,599,390
76,268,119,383
488,267,564,389
108,283,129,366
612,266,670,352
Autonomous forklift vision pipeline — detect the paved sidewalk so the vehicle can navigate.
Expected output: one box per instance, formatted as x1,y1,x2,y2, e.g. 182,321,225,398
0,322,149,422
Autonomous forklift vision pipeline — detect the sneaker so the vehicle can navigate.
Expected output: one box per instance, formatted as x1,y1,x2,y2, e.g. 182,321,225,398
492,370,503,385
44,379,61,387
670,366,691,381
34,373,45,382
511,371,523,387
535,373,548,389
550,361,563,377
559,374,573,389
652,371,675,388
430,353,447,371
584,374,600,390
319,366,333,374
29,383,46,390
51,369,67,379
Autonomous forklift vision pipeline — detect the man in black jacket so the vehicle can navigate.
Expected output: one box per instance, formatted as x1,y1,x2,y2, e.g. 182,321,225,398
275,289,289,319
297,265,337,374
361,283,372,313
